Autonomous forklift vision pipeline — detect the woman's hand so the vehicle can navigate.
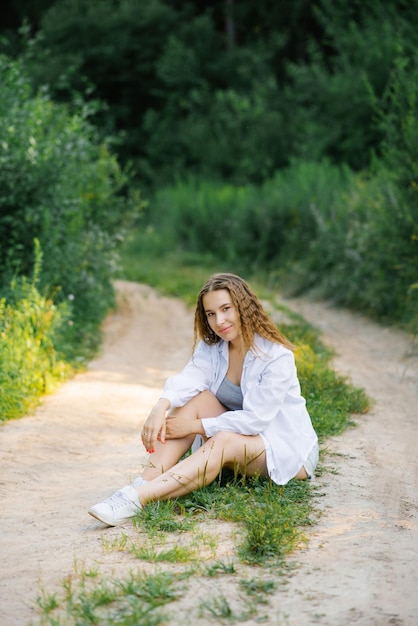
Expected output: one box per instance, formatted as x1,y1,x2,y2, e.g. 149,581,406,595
141,398,170,452
165,416,204,440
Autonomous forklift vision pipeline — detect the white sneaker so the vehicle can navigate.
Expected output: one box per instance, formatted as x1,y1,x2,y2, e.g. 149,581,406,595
131,476,146,489
88,485,142,527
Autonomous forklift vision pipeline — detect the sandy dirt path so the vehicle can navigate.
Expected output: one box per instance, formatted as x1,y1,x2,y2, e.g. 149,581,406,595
0,281,417,626
272,295,418,625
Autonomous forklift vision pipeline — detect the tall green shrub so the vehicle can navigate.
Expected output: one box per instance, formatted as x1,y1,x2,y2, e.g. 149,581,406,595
292,52,418,328
0,242,71,420
148,160,352,272
298,173,417,321
142,149,417,330
0,54,143,351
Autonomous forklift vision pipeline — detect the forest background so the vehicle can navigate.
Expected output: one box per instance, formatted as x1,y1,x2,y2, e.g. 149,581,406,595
0,0,417,420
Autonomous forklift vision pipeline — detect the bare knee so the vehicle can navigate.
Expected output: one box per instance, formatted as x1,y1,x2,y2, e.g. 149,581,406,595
171,391,226,420
208,431,266,474
210,430,236,449
200,430,237,465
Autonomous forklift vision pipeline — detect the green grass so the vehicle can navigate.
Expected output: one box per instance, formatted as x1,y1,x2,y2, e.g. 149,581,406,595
37,570,185,626
34,241,370,625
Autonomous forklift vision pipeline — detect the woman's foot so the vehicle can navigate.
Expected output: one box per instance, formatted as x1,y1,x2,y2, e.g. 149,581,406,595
88,485,141,526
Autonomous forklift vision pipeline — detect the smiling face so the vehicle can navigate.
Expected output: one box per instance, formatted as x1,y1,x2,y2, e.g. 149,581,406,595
202,289,242,346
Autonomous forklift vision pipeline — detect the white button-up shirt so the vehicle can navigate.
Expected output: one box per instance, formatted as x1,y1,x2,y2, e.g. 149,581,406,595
162,334,318,485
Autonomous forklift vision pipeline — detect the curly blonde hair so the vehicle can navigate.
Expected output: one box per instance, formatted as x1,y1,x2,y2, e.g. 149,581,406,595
193,273,294,353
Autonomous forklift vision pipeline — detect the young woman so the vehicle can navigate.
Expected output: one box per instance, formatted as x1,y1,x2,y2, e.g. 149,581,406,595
88,273,319,526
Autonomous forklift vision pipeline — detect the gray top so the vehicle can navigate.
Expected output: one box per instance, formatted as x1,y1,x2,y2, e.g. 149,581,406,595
216,375,243,411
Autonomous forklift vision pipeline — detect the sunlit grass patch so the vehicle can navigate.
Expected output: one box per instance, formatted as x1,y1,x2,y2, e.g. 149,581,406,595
129,544,196,563
199,475,314,565
101,533,130,553
133,499,195,535
101,504,223,564
36,569,186,626
101,530,197,563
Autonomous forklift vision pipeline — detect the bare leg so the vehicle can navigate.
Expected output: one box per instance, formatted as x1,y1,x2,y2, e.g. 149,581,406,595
141,391,226,481
137,430,268,504
89,414,310,526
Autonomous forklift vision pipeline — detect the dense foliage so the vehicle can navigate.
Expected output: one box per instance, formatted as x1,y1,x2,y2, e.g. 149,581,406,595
124,152,418,328
0,55,142,331
2,0,416,185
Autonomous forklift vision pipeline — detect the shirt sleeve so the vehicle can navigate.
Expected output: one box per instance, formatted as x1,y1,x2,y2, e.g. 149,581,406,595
162,341,216,409
201,349,299,436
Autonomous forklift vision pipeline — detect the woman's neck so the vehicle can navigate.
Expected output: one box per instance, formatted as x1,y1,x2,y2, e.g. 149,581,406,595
227,339,245,385
229,337,245,353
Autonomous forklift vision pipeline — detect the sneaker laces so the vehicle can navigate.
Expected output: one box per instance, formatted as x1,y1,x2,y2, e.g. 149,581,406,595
105,489,136,511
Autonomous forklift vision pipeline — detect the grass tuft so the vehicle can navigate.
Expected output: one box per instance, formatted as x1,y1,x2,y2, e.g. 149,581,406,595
36,570,184,626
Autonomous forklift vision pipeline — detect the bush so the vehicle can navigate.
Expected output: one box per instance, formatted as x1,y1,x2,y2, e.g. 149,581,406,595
287,55,418,329
135,147,417,331
0,242,71,421
147,160,352,272
0,54,143,352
